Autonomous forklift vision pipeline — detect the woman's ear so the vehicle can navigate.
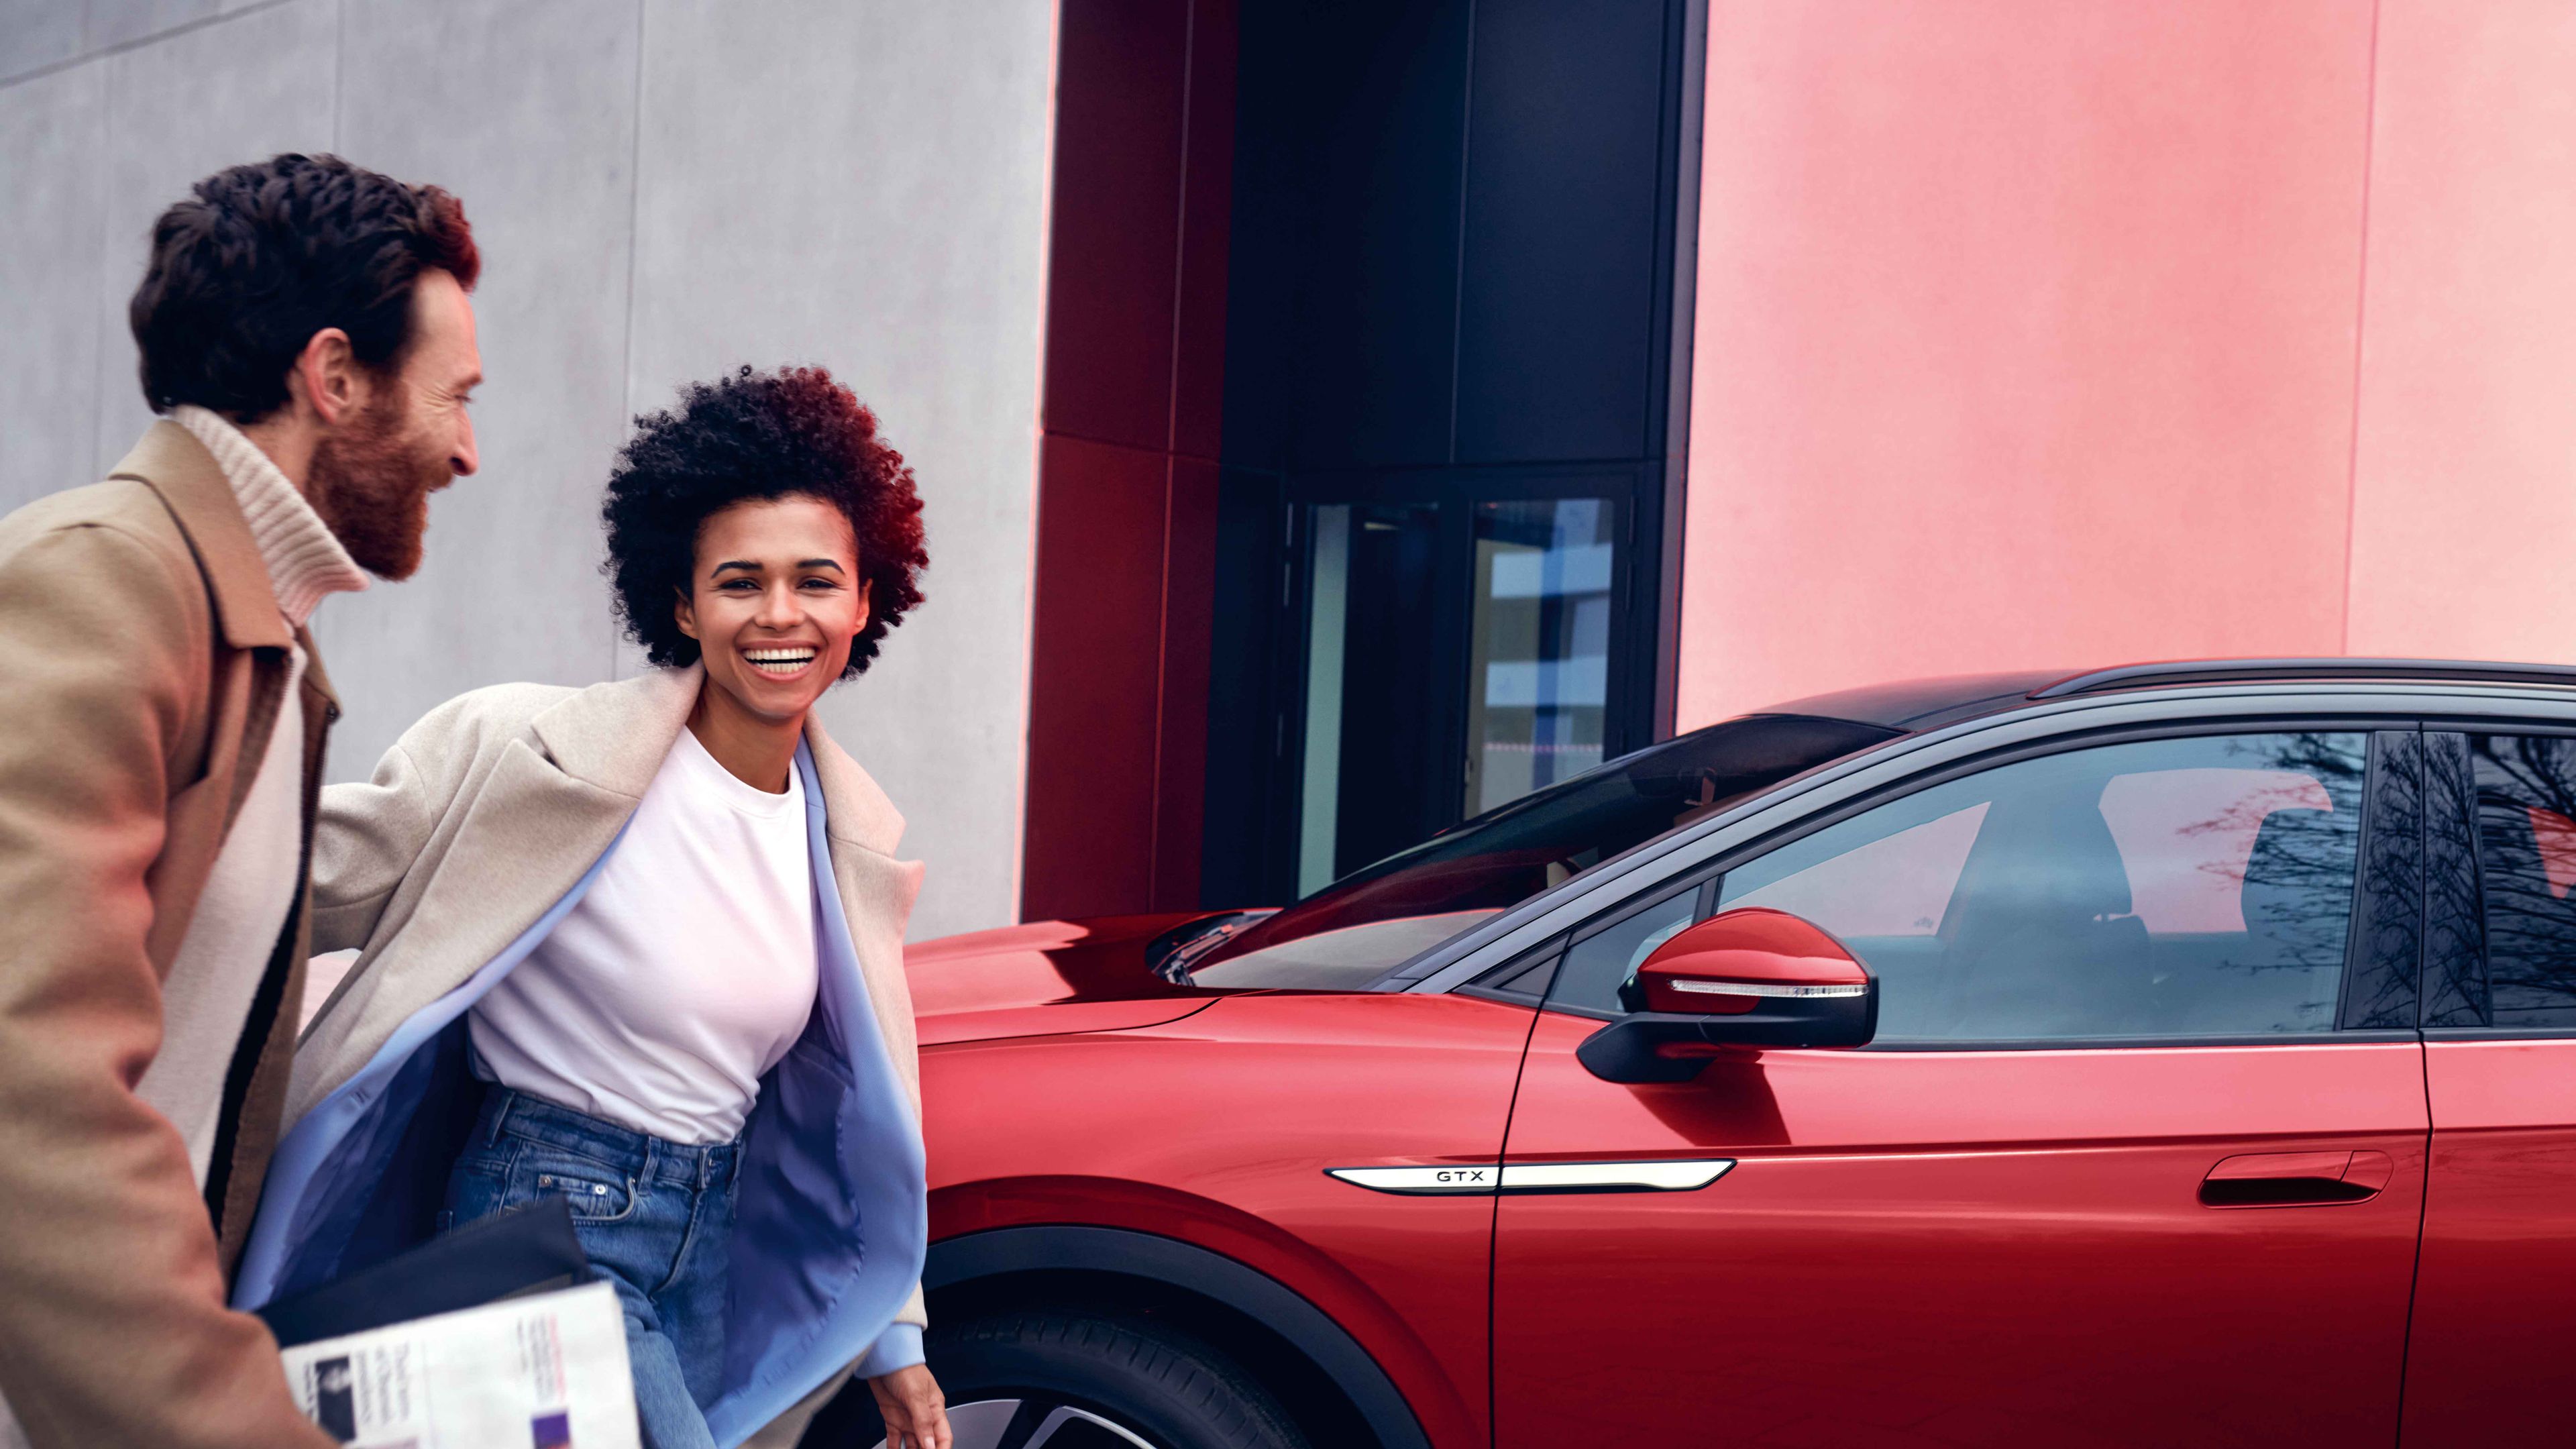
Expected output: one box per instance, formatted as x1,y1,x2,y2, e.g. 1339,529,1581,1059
673,586,698,642
851,578,873,638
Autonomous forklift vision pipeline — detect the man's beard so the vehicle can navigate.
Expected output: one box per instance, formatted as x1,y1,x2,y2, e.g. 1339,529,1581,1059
307,388,449,580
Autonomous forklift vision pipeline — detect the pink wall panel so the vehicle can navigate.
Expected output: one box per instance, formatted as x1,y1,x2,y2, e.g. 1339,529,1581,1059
1675,1,2377,725
2345,3,2576,664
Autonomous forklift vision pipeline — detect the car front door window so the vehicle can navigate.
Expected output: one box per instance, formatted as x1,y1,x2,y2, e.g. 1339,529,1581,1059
1544,732,2371,1040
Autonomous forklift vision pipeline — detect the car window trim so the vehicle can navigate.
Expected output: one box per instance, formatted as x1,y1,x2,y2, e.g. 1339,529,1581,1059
2422,731,2490,1028
1428,714,2445,1053
2337,729,2424,1031
1533,720,2390,1046
1456,933,1571,1008
1860,1029,2422,1053
1400,686,2576,998
1526,874,1720,1017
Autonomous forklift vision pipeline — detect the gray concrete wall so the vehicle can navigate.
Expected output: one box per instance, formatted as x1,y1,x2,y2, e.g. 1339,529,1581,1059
0,0,1053,939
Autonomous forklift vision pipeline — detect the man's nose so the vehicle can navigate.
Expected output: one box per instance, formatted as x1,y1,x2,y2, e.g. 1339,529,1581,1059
450,413,479,477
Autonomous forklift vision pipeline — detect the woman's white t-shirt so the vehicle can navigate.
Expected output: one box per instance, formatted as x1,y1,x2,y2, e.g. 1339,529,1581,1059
470,726,820,1144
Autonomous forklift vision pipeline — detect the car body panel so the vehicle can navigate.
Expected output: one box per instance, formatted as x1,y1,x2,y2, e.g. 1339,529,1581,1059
901,668,2576,1447
2402,1036,2576,1445
1495,1018,2430,1445
919,990,1536,1449
906,913,1218,1046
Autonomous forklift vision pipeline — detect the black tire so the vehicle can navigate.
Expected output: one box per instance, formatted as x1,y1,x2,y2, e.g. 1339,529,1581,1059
804,1310,1313,1449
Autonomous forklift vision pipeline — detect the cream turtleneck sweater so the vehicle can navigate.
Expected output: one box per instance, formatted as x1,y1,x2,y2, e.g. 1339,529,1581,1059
136,407,367,1184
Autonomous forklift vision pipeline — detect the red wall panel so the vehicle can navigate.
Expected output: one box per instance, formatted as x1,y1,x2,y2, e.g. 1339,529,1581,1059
1043,0,1191,451
1022,435,1167,920
1153,458,1222,907
1172,0,1238,462
1023,0,1233,922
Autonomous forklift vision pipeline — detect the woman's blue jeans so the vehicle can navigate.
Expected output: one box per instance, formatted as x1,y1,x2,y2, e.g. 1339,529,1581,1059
443,1085,742,1449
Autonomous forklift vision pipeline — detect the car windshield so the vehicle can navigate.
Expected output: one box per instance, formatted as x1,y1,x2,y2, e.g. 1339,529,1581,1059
1187,713,1900,990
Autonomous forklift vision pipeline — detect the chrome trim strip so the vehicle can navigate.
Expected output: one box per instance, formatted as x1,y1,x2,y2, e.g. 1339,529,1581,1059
1326,1165,1500,1194
1327,1160,1735,1195
1501,1159,1735,1192
1668,978,1866,999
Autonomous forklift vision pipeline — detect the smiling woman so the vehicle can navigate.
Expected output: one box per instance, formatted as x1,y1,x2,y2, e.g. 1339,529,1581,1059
253,366,954,1449
672,496,875,790
604,364,928,690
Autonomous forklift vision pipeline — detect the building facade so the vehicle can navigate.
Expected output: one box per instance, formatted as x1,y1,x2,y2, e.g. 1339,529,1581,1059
8,0,2576,936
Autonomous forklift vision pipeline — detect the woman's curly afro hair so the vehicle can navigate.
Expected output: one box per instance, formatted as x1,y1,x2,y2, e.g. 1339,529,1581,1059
603,366,926,679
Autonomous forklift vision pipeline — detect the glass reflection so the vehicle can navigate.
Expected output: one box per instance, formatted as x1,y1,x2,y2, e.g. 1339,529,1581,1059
2470,735,2576,1028
1709,733,2368,1040
1465,498,1616,816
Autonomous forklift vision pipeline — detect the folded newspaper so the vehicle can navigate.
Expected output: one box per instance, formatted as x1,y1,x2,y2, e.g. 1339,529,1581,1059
280,1281,639,1448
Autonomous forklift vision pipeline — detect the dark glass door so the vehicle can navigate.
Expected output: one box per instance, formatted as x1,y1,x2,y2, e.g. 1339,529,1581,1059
1286,478,1637,896
1297,501,1450,891
1200,0,1701,910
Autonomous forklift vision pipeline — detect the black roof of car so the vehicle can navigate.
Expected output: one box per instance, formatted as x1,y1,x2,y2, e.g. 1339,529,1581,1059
1754,657,2576,735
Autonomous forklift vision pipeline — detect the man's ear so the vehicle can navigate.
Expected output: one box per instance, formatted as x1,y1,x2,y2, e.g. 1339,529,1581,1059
674,586,699,642
285,327,366,426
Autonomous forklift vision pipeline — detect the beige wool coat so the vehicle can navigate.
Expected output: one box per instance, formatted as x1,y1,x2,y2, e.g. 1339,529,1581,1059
0,422,337,1449
278,664,929,1439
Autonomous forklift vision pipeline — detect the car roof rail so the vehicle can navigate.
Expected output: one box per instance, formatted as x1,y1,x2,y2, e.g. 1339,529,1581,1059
2031,657,2576,700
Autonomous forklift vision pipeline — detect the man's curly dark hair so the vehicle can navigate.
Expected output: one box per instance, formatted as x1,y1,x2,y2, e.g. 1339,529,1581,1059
131,153,478,420
603,366,927,678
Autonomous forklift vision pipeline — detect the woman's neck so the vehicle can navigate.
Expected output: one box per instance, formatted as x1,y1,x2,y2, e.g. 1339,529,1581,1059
686,682,804,794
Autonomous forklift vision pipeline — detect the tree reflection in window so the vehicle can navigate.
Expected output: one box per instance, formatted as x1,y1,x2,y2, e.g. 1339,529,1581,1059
2470,736,2576,1028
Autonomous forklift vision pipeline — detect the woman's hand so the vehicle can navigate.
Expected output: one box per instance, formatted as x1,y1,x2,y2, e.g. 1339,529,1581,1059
868,1364,950,1449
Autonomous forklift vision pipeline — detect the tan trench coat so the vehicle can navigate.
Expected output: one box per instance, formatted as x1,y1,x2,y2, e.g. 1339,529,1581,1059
0,422,337,1449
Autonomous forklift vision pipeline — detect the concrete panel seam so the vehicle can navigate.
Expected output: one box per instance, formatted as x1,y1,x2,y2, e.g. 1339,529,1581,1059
613,0,647,683
0,0,297,91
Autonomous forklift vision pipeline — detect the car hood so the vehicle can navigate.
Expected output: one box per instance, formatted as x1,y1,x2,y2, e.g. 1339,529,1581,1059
904,911,1228,1046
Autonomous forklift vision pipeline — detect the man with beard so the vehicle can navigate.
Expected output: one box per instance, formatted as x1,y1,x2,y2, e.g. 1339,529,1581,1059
0,154,480,1449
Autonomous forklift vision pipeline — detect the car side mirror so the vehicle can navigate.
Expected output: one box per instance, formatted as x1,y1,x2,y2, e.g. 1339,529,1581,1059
1576,908,1877,1083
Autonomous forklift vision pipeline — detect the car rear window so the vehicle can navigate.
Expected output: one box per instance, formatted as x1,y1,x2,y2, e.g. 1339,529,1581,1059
2467,735,2576,1028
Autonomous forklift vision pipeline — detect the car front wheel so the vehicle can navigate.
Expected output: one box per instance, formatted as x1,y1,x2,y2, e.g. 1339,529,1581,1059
821,1311,1312,1449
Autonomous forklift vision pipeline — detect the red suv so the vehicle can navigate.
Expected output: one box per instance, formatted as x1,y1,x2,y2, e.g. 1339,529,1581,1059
811,660,2576,1449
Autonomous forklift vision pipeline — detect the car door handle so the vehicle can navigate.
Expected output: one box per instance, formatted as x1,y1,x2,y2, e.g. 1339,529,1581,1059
2199,1150,2394,1208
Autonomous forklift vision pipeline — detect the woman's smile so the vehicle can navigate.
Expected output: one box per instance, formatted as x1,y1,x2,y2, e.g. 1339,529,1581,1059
742,643,820,679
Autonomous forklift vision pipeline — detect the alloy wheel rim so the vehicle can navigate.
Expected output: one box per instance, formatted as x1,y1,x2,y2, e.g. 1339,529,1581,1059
869,1396,1161,1449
